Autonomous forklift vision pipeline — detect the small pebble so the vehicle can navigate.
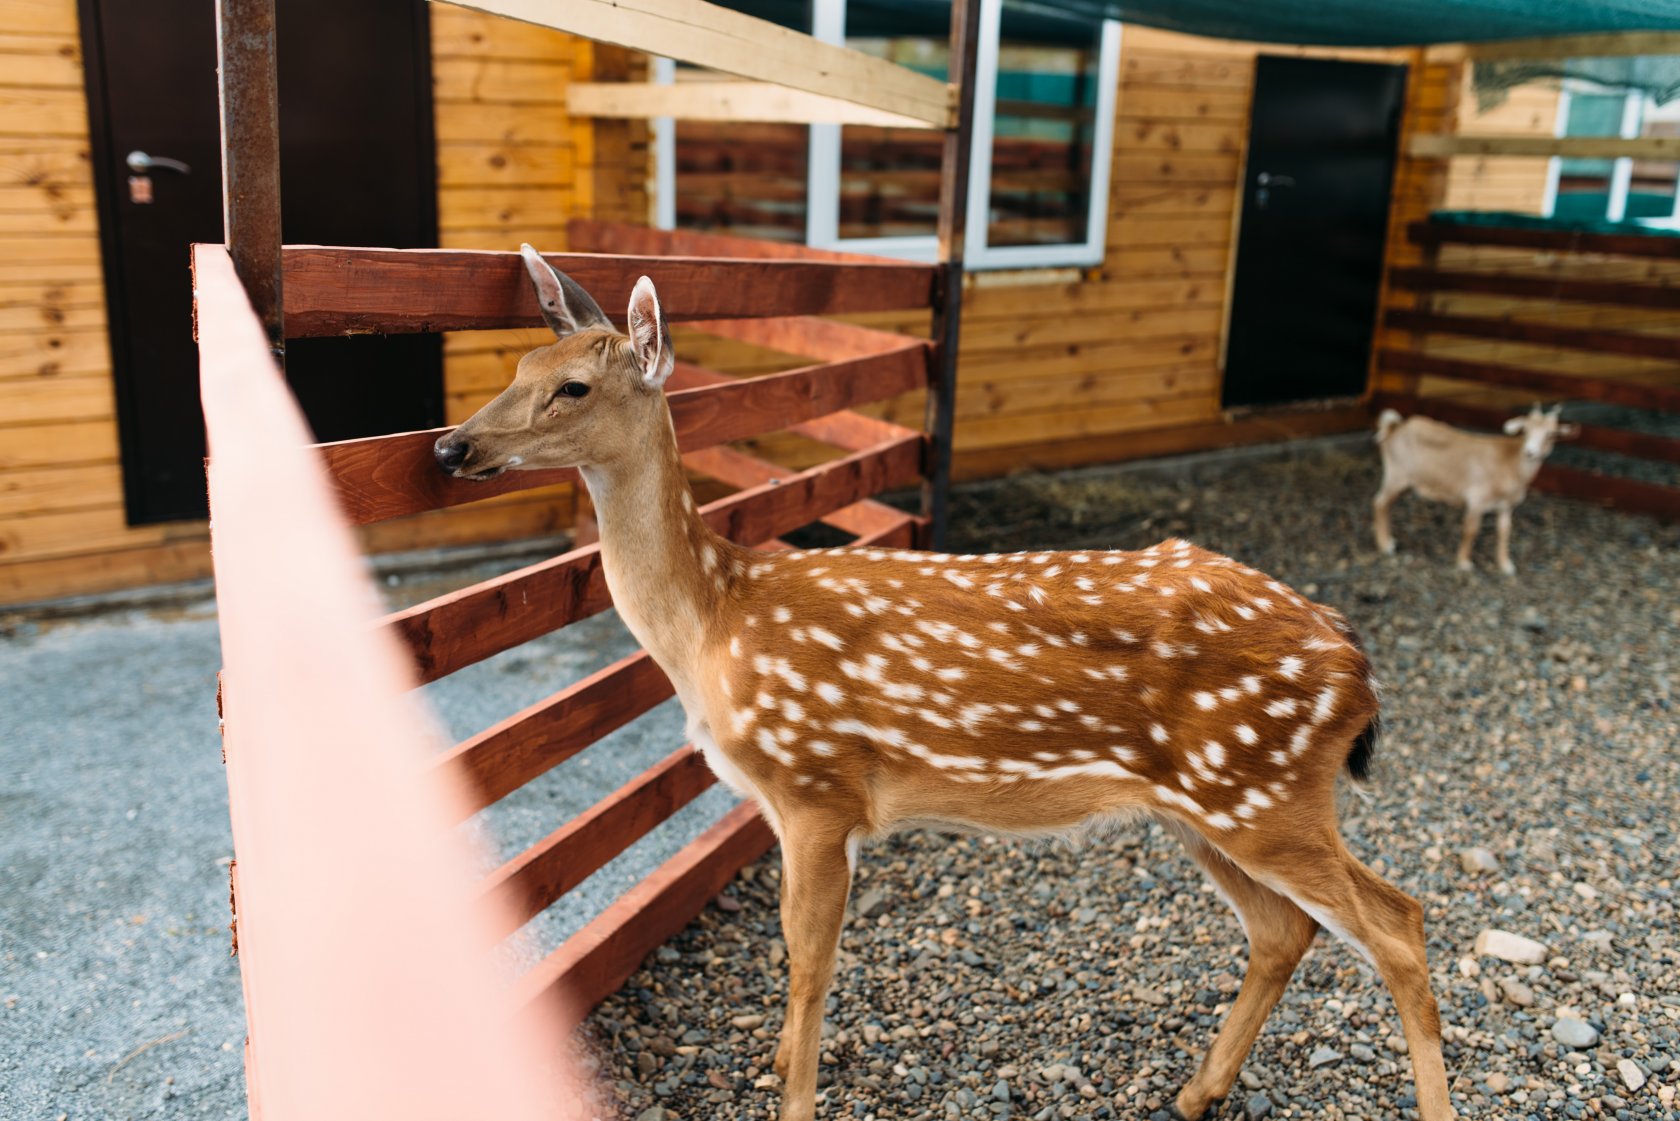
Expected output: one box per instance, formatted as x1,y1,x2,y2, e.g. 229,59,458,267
1551,1017,1600,1049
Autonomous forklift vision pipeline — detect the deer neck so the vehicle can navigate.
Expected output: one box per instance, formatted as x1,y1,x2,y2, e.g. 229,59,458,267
579,411,726,702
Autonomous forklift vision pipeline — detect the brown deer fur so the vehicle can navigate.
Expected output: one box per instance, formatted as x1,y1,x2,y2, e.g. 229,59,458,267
434,248,1458,1121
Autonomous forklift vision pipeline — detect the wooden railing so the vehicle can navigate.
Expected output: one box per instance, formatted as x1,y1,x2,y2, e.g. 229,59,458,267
201,226,938,1038
1377,220,1680,519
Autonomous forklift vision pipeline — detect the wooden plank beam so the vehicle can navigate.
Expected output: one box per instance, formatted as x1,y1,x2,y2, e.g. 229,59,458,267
384,432,924,684
1409,134,1680,160
1387,266,1680,310
516,800,775,1033
318,342,928,524
568,80,936,129
1410,220,1680,260
1457,31,1680,62
1385,308,1680,361
280,246,939,336
1377,349,1680,413
484,747,719,938
566,218,902,263
1534,463,1680,520
437,0,950,127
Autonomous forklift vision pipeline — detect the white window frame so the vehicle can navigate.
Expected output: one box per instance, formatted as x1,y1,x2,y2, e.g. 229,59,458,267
1543,83,1679,223
653,0,1122,270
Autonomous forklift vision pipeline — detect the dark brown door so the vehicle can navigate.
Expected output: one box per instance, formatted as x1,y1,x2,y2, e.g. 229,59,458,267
1223,56,1406,409
79,0,443,525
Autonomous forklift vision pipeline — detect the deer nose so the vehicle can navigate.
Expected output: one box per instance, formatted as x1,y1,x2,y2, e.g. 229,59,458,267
433,436,470,473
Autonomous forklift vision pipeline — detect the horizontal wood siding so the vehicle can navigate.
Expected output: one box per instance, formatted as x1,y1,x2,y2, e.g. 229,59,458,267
0,1,639,604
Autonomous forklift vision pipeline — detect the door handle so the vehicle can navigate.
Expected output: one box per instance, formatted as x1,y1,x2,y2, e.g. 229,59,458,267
126,150,191,175
1256,172,1294,187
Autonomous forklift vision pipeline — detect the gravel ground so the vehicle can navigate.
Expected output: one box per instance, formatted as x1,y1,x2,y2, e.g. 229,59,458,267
0,551,726,1120
583,438,1680,1121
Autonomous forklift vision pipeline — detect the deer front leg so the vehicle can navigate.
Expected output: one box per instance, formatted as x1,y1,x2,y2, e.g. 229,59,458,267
772,815,856,1121
1494,506,1515,576
1455,505,1483,571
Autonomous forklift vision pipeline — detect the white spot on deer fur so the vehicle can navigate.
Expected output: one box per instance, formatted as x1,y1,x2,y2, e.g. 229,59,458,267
1193,692,1216,710
755,727,796,766
1289,725,1313,758
781,699,806,723
1150,723,1168,744
814,681,844,706
1112,629,1138,643
1278,655,1304,680
1233,604,1255,621
1155,785,1204,815
806,626,843,651
1204,812,1237,831
1192,576,1213,592
829,718,909,750
728,636,742,658
1033,704,1056,719
1235,724,1257,746
1269,750,1288,765
1242,675,1262,694
808,739,836,757
772,606,791,623
1312,686,1339,724
1036,760,1138,782
1136,559,1158,568
1219,687,1240,702
1018,720,1045,732
1027,584,1049,605
1204,741,1227,767
1265,698,1298,718
917,708,955,730
1243,788,1274,811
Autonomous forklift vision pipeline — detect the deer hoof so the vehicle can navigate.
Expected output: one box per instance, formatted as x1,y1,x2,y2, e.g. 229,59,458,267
1455,558,1474,573
1170,1089,1214,1120
1500,561,1516,577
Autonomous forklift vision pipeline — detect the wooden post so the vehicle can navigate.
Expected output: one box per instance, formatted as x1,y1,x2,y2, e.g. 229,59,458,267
923,0,982,550
215,0,285,360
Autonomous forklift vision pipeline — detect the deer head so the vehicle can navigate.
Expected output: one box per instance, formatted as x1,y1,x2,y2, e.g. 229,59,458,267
433,245,675,479
1502,404,1579,462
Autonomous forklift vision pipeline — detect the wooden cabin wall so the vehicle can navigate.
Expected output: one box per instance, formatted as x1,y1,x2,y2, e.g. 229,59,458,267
667,27,1413,480
0,1,640,605
1374,59,1570,406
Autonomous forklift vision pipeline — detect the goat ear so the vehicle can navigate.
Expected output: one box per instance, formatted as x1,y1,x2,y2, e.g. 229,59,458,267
1503,417,1527,435
520,243,613,337
1558,422,1581,439
626,275,674,390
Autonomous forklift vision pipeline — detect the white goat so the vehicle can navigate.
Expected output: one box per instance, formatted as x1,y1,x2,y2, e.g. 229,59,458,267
1373,405,1577,575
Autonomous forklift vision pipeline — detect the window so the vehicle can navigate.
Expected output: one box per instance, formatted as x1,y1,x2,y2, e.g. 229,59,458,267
653,0,1122,268
1544,85,1680,225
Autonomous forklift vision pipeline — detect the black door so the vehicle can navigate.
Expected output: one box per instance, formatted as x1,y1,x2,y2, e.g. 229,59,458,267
1223,56,1406,409
79,0,443,525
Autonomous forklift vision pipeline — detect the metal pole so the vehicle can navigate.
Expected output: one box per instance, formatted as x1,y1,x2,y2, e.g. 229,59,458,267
923,0,982,550
216,0,285,361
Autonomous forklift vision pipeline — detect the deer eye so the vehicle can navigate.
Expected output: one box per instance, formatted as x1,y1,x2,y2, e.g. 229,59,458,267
558,381,590,399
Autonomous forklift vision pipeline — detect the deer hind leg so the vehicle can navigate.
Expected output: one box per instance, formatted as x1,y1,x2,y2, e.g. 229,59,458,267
771,812,856,1121
1247,841,1456,1121
1168,824,1318,1120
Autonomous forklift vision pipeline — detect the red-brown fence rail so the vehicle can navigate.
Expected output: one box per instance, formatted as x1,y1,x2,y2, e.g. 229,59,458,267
1378,220,1680,520
200,229,938,1046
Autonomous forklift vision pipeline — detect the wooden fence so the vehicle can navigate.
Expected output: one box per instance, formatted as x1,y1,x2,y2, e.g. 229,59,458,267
1376,219,1680,519
200,227,939,1048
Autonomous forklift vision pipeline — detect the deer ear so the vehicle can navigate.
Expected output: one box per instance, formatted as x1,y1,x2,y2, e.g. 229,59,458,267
520,243,613,337
626,275,674,390
1503,417,1527,435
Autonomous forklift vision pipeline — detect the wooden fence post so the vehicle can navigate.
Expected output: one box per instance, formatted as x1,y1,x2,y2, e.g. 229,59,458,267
923,0,982,549
215,0,285,360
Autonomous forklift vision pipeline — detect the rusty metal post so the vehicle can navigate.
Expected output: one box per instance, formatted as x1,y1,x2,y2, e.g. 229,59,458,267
215,0,285,361
922,0,982,550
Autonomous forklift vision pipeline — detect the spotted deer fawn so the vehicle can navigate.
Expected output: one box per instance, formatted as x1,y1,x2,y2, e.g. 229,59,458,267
1374,405,1577,575
434,247,1457,1121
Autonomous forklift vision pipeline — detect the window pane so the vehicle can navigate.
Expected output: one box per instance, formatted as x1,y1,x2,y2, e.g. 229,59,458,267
1555,92,1624,220
1629,96,1680,222
671,0,811,242
840,2,950,240
987,5,1103,247
675,109,808,242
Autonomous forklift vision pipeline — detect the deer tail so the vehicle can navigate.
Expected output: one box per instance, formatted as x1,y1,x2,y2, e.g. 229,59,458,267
1375,408,1404,444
